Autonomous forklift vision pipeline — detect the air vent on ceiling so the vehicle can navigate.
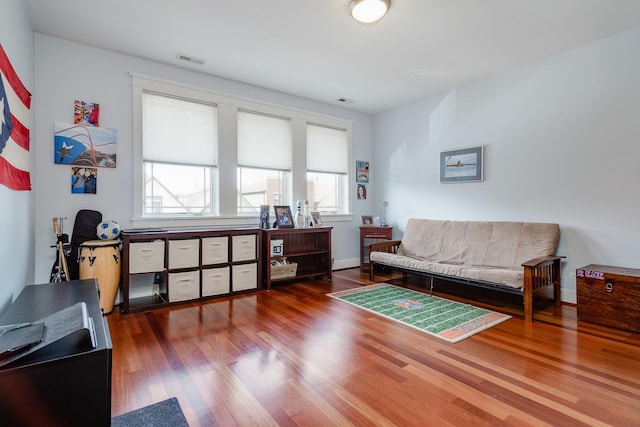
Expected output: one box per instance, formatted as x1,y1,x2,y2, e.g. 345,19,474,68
176,53,206,65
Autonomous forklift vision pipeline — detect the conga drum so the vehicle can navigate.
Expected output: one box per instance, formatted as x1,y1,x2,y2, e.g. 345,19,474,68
78,240,121,313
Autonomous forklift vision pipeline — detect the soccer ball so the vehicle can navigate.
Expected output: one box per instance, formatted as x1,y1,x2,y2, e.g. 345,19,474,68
97,220,121,240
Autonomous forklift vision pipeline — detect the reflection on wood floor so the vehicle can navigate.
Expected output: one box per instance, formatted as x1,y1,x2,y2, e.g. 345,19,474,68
108,268,640,426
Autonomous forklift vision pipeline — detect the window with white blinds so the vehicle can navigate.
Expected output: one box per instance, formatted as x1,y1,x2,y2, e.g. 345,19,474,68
307,124,348,174
141,91,218,215
306,124,348,213
237,110,291,214
143,92,217,166
237,110,291,170
132,73,352,224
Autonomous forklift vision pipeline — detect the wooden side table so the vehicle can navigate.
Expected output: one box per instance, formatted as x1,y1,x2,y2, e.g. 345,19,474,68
360,226,393,272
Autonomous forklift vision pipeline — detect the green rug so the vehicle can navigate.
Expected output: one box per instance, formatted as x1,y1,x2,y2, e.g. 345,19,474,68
327,283,511,343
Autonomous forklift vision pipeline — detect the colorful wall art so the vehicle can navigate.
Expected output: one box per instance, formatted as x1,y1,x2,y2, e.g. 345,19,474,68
54,122,117,168
74,100,100,126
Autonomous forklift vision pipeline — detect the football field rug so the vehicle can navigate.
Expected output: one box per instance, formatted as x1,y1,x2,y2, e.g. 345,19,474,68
327,283,511,343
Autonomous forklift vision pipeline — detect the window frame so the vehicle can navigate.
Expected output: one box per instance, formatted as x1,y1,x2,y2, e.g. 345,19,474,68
306,123,349,214
131,73,353,228
141,91,219,217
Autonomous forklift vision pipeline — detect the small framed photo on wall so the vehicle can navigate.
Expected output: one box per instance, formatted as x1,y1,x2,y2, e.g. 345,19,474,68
357,183,367,200
71,167,97,194
356,160,369,183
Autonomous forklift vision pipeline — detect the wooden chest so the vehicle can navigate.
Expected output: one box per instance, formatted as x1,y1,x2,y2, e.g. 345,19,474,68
576,264,640,332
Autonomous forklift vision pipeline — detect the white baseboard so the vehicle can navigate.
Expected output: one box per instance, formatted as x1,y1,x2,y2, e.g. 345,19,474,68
333,257,359,270
561,288,577,304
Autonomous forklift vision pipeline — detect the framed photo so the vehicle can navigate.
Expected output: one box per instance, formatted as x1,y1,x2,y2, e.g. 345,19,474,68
357,183,367,200
311,211,323,226
71,167,97,194
360,215,374,226
274,205,294,228
270,239,284,256
259,204,270,229
440,146,484,183
356,160,369,183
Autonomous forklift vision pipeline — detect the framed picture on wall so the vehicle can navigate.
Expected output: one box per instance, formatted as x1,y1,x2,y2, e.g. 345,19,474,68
356,160,369,183
440,146,484,183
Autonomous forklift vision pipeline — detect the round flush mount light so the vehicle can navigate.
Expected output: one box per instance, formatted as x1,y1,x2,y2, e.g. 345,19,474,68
349,0,390,24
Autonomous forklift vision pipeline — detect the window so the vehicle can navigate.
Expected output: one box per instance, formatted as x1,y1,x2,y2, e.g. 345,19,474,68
307,124,348,213
237,111,291,215
142,92,217,215
132,73,353,226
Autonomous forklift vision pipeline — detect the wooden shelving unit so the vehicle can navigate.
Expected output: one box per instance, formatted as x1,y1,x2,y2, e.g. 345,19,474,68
262,227,332,290
121,228,260,313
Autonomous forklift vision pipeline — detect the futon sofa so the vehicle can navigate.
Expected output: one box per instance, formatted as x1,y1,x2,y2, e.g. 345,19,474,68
369,218,563,322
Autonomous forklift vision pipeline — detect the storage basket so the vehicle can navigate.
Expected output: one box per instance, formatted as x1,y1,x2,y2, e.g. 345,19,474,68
271,262,298,280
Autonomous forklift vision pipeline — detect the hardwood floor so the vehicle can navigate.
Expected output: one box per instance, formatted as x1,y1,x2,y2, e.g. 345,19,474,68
107,268,640,426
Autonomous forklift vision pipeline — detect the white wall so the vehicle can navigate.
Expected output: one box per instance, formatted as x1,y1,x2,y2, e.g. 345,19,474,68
373,27,640,303
32,34,373,283
0,0,35,315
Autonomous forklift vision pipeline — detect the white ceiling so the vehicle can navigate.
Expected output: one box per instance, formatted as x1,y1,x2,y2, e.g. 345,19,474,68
26,0,640,114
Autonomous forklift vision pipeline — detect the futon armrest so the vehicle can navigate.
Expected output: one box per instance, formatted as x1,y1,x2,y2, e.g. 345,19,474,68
521,255,565,322
369,240,402,253
521,255,565,268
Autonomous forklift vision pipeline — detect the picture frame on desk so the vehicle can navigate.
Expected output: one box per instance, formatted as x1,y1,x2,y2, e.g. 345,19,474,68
274,205,294,228
361,215,374,226
311,211,323,226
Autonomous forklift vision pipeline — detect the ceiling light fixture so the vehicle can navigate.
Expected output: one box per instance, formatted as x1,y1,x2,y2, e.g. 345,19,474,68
349,0,390,24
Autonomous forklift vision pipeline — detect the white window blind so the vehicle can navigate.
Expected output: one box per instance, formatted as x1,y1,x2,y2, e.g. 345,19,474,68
237,110,291,170
307,124,348,174
142,91,217,166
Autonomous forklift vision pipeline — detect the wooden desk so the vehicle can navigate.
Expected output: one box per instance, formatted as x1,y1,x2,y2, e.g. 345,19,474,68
0,279,112,426
360,226,393,272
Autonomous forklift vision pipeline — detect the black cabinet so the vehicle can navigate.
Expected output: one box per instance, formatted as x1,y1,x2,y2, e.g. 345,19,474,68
0,279,112,426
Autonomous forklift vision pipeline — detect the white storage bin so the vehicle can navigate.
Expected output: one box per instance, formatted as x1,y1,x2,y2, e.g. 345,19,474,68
232,235,256,262
168,239,199,269
168,270,199,302
232,263,258,291
202,236,228,265
129,240,165,274
202,266,230,297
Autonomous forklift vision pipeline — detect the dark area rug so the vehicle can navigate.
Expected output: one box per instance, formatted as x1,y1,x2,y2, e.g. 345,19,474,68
111,397,189,427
